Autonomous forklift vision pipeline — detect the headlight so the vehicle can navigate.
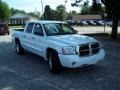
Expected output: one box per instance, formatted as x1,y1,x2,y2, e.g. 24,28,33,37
62,46,77,55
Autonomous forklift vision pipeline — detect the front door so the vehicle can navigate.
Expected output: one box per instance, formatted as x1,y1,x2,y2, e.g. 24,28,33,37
31,23,46,57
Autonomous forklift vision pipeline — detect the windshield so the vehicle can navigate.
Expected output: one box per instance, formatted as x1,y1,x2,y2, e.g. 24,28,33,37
43,23,77,36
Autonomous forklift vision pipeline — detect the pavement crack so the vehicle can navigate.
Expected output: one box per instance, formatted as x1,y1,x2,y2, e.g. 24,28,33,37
32,78,63,90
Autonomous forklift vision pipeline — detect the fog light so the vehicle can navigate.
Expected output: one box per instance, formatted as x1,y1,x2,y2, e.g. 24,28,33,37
72,62,76,65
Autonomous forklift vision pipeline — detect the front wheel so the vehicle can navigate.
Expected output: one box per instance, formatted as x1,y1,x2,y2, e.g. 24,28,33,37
48,51,61,74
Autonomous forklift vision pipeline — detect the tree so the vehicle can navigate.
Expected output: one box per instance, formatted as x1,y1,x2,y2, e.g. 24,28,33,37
28,12,40,19
50,10,58,20
0,0,10,23
41,4,68,21
10,8,26,15
43,5,53,20
81,0,90,14
101,0,120,39
10,8,40,19
56,5,68,21
89,1,105,15
72,0,120,39
71,10,77,15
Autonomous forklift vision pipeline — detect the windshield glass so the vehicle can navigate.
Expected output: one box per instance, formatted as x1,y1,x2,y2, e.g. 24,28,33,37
43,23,77,36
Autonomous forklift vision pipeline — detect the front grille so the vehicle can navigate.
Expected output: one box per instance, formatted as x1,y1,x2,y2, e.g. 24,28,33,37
79,42,100,56
79,44,89,56
91,42,99,54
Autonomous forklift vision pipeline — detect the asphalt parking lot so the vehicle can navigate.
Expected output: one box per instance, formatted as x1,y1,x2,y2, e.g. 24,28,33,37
0,27,120,90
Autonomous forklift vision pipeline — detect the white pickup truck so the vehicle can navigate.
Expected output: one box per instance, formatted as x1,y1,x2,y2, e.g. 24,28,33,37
12,21,105,73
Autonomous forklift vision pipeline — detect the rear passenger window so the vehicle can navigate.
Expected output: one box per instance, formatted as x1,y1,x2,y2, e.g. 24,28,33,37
26,23,34,33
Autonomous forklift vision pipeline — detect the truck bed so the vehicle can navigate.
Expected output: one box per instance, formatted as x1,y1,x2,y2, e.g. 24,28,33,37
14,28,24,32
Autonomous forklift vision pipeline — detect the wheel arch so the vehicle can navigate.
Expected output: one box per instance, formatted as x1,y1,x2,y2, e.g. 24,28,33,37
15,38,20,43
46,48,58,60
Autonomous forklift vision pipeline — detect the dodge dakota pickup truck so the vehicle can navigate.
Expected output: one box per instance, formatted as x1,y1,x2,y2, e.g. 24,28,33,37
12,21,105,73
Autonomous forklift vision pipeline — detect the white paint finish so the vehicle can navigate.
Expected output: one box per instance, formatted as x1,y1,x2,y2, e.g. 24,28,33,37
58,49,105,68
12,21,105,68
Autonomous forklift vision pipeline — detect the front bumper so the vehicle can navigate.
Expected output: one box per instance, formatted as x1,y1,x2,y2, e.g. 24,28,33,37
58,49,105,68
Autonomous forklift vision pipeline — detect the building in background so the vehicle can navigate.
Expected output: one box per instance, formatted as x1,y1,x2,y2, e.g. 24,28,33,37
9,13,37,25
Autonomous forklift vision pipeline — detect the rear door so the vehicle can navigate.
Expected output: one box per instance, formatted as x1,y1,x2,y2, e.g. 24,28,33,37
22,22,35,51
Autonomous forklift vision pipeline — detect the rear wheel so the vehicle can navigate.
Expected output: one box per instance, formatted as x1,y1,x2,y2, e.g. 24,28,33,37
15,40,24,55
48,51,61,74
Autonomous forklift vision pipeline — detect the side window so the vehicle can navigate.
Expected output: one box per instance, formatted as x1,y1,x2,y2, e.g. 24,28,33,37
62,24,74,33
26,23,34,33
33,23,43,36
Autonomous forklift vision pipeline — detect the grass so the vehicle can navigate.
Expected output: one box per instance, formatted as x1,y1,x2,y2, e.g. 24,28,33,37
9,25,24,29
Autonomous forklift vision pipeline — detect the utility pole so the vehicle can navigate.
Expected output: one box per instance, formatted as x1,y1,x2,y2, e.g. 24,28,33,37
41,0,44,20
64,0,67,10
104,13,107,33
35,8,37,15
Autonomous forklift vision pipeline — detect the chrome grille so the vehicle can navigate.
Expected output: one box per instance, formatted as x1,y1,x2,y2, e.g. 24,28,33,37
91,42,99,54
79,42,100,56
79,44,89,56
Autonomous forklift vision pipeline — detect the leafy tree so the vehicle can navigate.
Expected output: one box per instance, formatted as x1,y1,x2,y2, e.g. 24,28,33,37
72,0,120,39
41,4,68,21
71,10,77,15
56,5,68,21
10,8,40,19
43,5,53,20
28,12,40,19
67,11,77,20
80,0,105,15
0,0,10,22
10,8,26,15
101,0,120,39
67,13,73,20
81,0,90,14
89,4,105,15
50,10,58,20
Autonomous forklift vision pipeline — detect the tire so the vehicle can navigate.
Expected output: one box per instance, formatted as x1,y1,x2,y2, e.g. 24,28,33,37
48,51,61,74
15,40,24,55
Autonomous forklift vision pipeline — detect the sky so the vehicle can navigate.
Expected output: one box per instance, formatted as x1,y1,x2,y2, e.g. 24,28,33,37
3,0,92,13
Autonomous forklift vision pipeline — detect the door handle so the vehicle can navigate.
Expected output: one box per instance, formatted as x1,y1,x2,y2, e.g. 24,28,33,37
23,35,26,37
31,37,35,39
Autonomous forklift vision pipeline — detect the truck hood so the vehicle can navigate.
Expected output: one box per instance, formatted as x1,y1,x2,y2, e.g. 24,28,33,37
48,34,97,46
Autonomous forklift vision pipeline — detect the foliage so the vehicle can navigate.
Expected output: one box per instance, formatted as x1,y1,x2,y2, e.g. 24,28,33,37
72,0,120,39
56,5,68,21
89,5,105,15
0,0,10,22
10,8,40,19
42,5,54,20
71,11,77,15
10,8,26,15
67,13,73,20
42,5,67,21
101,0,120,39
67,11,78,20
81,0,90,14
80,0,105,15
28,12,40,19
